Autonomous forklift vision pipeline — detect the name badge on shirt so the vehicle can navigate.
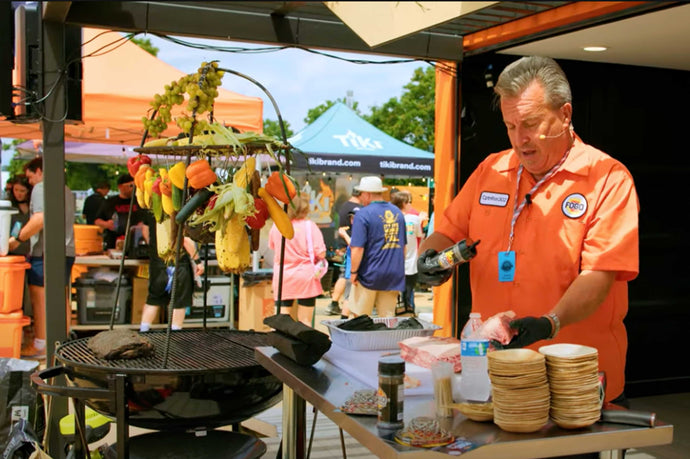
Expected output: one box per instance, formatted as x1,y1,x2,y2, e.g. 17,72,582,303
498,251,515,282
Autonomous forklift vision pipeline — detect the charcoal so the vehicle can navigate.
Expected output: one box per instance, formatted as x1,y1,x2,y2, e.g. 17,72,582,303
267,331,330,366
337,315,376,331
394,317,424,330
263,314,330,348
88,329,154,360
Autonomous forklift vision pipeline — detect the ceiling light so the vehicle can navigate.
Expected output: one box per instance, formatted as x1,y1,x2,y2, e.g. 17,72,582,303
583,46,608,52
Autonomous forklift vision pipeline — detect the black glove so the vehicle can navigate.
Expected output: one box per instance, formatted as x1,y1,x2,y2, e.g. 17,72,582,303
416,249,453,286
492,316,552,350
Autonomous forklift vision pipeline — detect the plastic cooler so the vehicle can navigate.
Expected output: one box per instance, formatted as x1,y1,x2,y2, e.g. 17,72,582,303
0,310,31,358
75,276,130,324
0,255,31,313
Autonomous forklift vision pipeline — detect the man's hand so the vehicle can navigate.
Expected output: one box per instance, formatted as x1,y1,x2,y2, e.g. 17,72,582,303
416,249,453,286
8,237,20,252
492,316,552,349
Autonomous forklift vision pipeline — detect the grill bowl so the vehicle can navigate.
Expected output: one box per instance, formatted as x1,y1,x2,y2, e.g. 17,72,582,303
54,329,282,431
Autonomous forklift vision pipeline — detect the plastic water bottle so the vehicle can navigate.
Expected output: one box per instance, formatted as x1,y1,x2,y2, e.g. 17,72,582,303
459,312,491,402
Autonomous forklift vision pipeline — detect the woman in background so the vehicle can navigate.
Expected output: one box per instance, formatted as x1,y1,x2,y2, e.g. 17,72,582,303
268,192,326,327
8,174,34,333
9,174,32,256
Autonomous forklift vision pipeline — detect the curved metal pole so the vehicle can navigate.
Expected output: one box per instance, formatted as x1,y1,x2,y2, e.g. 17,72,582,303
163,117,197,367
218,67,292,308
109,111,157,330
217,67,289,146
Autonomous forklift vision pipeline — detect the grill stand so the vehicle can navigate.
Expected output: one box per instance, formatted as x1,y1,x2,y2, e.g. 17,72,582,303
32,366,129,459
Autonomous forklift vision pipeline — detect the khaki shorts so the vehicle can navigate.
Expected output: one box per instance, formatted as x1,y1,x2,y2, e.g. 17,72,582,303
349,283,398,317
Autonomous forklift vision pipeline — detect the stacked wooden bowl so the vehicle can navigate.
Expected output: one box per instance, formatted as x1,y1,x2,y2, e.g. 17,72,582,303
539,343,602,429
487,349,550,433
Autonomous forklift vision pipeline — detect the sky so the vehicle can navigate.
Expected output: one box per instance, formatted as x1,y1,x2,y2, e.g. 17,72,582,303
141,34,430,133
1,33,431,186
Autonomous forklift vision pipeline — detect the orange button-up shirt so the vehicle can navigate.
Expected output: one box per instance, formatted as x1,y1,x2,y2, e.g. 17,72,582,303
437,137,639,402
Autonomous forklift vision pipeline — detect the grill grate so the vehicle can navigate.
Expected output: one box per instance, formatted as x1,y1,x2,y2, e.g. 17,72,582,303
57,329,272,373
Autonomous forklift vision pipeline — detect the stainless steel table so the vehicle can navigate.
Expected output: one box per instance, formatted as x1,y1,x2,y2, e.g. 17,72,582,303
255,347,673,458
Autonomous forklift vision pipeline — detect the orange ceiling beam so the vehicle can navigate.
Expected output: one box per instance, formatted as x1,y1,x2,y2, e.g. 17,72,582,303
463,1,649,52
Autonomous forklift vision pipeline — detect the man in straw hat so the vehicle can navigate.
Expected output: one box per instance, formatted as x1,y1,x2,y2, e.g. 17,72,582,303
348,176,406,318
419,56,639,406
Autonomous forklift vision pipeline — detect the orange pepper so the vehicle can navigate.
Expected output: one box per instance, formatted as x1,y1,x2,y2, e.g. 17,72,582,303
160,176,173,196
265,171,296,204
186,159,217,189
134,164,152,189
189,169,217,189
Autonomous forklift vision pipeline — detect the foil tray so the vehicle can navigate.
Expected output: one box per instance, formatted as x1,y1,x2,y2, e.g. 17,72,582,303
321,317,441,351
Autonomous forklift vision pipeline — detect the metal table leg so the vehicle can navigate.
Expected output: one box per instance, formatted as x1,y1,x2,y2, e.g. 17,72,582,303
281,383,306,458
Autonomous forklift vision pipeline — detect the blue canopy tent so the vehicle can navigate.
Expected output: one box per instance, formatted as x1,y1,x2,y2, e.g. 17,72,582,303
288,103,434,177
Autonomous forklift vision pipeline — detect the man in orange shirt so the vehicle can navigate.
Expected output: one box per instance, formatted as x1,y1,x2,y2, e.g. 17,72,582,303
419,56,639,405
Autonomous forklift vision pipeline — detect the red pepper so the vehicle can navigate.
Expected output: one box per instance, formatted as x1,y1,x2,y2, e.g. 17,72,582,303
152,177,162,196
245,197,269,229
127,155,152,177
207,194,218,210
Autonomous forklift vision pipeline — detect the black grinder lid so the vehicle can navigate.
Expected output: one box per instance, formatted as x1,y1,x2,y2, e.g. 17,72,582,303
378,356,405,375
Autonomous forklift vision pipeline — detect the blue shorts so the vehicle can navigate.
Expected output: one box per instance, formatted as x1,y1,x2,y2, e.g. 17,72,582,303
28,256,76,286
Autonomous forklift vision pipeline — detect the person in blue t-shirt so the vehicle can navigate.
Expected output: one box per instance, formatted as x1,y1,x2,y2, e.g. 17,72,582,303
348,176,406,318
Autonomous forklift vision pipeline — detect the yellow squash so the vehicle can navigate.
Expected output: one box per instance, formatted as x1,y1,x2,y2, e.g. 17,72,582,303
257,187,293,239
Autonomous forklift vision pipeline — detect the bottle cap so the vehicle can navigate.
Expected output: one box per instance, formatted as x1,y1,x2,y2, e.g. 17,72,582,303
469,312,481,318
378,356,405,374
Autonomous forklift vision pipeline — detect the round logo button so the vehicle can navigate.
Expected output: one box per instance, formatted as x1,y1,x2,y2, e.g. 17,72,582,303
562,193,587,218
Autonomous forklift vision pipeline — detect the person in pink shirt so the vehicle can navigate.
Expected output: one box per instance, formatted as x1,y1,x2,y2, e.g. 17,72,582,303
269,192,327,326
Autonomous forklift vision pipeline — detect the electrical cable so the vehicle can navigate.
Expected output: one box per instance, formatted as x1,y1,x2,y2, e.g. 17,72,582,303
14,28,460,124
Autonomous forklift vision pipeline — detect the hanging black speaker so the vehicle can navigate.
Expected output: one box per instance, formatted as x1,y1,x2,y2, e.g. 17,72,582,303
0,3,12,118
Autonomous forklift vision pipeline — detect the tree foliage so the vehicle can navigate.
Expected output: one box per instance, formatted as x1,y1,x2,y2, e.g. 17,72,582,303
3,139,126,191
297,67,436,186
365,65,435,152
263,118,294,140
131,37,159,57
64,162,128,191
304,98,360,126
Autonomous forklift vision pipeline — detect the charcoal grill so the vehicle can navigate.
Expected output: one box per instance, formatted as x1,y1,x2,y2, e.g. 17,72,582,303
33,329,282,431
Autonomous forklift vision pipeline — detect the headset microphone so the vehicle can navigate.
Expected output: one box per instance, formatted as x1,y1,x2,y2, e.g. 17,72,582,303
539,129,568,140
539,120,570,140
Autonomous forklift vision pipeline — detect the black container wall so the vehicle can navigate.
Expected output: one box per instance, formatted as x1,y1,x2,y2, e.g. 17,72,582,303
460,53,690,397
51,330,283,430
64,365,283,431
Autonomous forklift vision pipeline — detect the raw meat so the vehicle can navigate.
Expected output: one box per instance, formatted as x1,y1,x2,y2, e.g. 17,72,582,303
398,336,462,372
476,310,518,344
88,329,154,360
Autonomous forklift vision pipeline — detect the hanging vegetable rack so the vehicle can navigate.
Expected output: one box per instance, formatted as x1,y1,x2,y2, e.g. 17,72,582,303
105,63,295,367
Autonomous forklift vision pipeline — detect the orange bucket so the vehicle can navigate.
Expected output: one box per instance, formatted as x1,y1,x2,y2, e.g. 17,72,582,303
0,255,31,314
0,310,31,358
74,224,104,255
